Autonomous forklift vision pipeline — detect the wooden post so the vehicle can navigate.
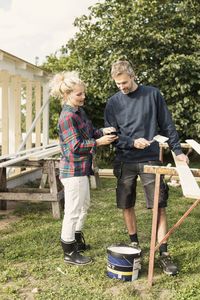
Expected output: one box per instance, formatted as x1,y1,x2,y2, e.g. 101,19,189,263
42,84,49,146
0,167,7,210
47,160,60,218
155,198,200,251
40,172,48,189
9,76,15,155
26,79,33,150
148,172,160,286
0,70,9,155
159,145,163,162
35,82,41,147
14,75,22,152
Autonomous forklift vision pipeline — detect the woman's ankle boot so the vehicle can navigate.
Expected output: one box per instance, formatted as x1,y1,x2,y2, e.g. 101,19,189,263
75,231,91,252
61,240,92,265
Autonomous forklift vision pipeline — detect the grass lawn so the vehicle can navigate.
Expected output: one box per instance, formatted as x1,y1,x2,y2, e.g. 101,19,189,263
0,177,200,299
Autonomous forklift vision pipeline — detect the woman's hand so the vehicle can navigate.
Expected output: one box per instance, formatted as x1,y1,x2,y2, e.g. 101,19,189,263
96,134,118,146
102,127,116,135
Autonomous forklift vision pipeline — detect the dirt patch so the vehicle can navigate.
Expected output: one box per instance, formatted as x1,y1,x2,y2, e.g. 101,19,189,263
0,201,23,230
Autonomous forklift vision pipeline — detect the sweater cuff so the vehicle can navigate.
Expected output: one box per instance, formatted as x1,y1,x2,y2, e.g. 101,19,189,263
173,148,183,156
128,138,134,148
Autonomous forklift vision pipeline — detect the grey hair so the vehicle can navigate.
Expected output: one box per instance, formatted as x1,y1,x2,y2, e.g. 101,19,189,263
111,61,134,78
49,71,85,104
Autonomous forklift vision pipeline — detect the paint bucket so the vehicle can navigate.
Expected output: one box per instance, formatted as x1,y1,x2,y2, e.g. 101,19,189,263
107,243,141,281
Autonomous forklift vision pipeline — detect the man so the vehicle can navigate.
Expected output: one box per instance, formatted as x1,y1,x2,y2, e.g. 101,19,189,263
104,60,189,275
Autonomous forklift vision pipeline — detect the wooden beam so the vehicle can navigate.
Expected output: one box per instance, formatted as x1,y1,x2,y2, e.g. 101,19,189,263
42,84,49,146
48,160,61,218
0,52,3,60
0,70,9,155
148,173,160,286
0,146,60,168
16,61,27,70
172,152,200,199
186,139,200,155
14,75,22,152
0,192,58,202
28,146,60,160
35,82,41,147
26,79,33,150
0,143,58,161
143,165,200,177
159,143,192,149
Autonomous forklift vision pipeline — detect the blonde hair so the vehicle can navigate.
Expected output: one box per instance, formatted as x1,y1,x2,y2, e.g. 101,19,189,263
111,61,134,78
49,71,85,104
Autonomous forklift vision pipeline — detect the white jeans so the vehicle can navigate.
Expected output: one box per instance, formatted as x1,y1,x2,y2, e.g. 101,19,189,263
60,176,90,242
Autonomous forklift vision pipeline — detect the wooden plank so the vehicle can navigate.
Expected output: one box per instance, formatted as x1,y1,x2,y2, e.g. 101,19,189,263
186,139,200,155
148,173,160,286
0,143,58,161
48,160,60,218
0,192,58,202
172,151,200,199
143,165,200,177
42,85,49,146
35,82,41,147
26,79,33,150
159,143,192,149
14,75,22,152
6,188,50,193
29,146,60,160
0,146,60,168
155,198,200,252
0,70,9,155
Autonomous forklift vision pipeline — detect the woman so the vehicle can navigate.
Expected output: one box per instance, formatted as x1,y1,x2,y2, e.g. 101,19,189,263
49,71,117,265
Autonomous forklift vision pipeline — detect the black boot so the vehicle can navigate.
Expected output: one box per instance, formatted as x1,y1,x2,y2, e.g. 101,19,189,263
75,231,91,252
61,240,92,265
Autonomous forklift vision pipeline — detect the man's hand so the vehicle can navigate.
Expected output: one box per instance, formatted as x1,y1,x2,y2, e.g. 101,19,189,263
176,153,189,164
134,138,150,149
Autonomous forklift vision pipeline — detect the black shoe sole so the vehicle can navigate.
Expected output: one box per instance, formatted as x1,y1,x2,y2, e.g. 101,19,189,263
64,259,92,266
161,267,178,276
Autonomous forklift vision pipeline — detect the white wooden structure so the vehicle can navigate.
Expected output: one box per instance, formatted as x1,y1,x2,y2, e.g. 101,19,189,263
0,49,50,157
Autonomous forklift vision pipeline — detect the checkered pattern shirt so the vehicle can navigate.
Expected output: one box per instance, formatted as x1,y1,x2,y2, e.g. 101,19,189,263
58,104,103,178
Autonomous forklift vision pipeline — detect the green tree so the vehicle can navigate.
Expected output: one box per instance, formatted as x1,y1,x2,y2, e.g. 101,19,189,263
43,0,200,140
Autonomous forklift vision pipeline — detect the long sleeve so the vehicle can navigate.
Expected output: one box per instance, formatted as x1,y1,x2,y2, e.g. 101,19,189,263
58,114,97,155
156,92,182,155
104,100,134,149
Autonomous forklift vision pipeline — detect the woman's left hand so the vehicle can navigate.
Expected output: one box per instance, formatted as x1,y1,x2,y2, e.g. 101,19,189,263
103,127,116,135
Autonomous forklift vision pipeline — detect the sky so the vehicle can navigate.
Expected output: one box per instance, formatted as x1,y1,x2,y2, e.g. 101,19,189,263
0,0,101,65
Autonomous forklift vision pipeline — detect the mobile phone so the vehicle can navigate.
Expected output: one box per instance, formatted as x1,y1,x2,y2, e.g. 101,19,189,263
109,131,117,135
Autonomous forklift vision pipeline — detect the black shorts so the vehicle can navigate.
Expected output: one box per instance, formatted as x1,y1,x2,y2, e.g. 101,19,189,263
113,161,169,209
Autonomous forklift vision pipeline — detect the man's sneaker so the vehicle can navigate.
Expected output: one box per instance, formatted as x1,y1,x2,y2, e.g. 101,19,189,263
159,252,178,275
129,242,141,252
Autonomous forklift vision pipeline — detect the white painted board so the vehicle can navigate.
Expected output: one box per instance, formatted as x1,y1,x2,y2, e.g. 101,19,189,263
172,151,200,199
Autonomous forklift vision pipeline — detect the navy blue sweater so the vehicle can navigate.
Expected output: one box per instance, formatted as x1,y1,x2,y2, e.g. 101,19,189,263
104,85,182,162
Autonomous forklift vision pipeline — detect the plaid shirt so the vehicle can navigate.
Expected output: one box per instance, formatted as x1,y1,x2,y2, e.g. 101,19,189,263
58,104,103,178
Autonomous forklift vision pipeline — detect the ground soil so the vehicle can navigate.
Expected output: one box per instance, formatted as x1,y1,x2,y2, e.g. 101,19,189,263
0,201,23,230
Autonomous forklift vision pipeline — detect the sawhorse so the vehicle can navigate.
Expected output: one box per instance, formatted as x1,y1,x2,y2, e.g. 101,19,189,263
144,165,200,286
0,158,64,218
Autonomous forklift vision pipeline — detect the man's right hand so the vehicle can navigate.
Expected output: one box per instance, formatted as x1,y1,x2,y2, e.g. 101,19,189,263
134,138,150,149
